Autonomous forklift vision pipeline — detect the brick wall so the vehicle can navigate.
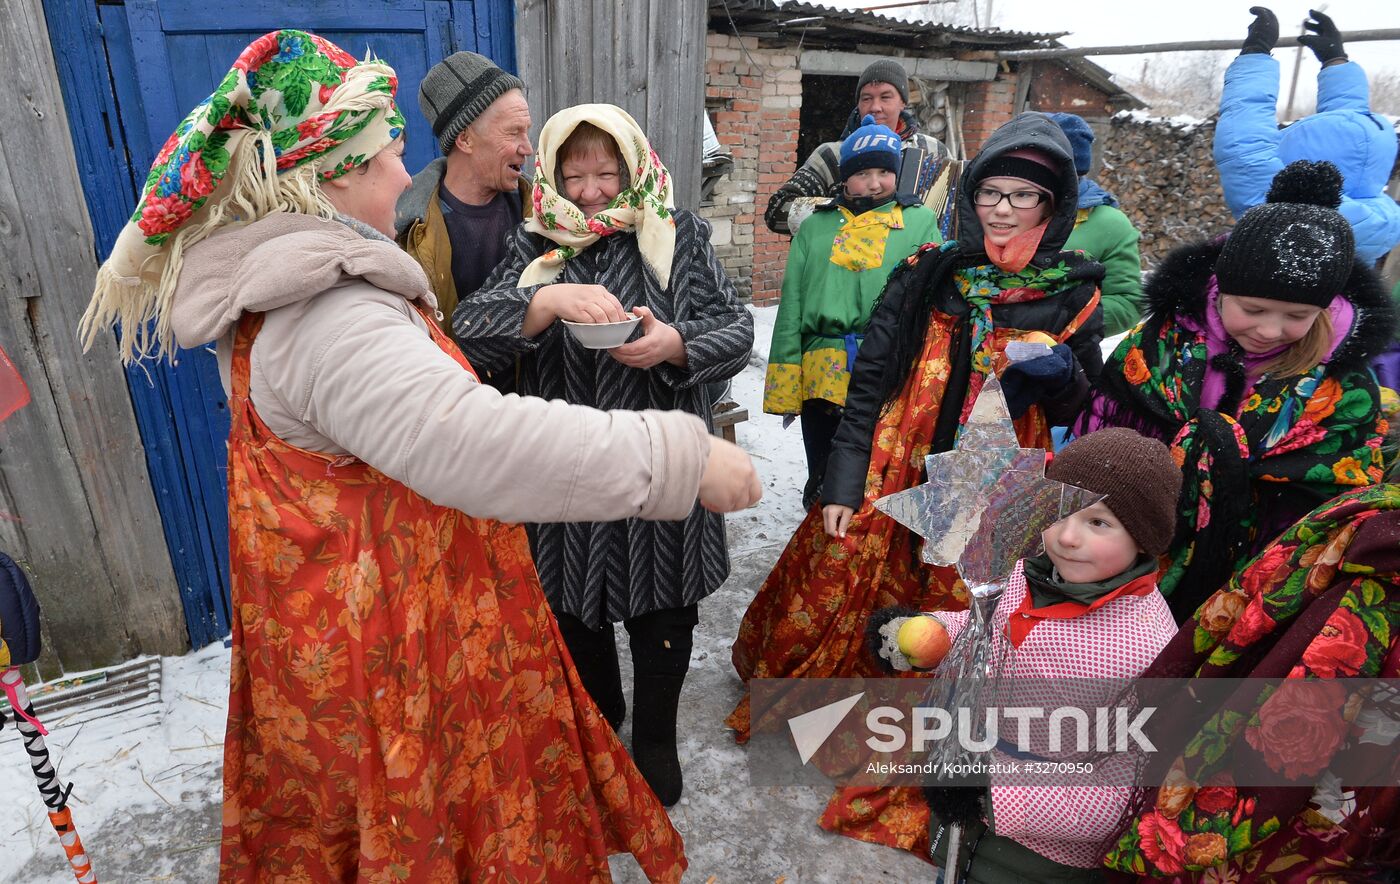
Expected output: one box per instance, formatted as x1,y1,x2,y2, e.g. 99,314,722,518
1026,64,1118,118
960,74,1017,155
700,33,799,304
700,45,1097,305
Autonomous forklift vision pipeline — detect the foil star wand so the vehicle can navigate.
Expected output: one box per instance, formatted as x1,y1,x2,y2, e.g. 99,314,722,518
874,376,1101,882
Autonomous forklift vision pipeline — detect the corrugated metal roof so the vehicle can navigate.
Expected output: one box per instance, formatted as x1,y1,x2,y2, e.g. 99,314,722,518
709,0,1065,48
707,0,1141,105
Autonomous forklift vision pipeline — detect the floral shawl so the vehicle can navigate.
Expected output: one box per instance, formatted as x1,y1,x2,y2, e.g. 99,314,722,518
1104,484,1400,880
81,29,405,363
521,104,675,287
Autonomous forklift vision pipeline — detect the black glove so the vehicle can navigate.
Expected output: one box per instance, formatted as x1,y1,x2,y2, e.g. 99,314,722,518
1240,6,1279,55
1299,9,1347,64
1000,344,1073,420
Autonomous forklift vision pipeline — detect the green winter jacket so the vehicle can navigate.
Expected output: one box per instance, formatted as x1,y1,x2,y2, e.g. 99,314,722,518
1064,205,1142,336
764,198,940,414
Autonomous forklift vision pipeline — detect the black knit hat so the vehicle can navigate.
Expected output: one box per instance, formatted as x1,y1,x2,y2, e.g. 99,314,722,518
1046,428,1182,557
1214,160,1355,307
856,59,909,104
975,150,1060,198
419,51,526,155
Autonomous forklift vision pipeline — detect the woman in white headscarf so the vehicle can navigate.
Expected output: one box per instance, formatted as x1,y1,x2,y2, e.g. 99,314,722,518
455,104,754,807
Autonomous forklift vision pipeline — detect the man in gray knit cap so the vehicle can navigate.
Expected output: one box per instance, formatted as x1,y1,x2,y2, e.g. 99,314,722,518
763,59,951,235
397,51,532,334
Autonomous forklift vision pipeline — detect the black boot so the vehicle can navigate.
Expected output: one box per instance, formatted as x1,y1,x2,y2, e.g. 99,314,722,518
631,673,686,806
556,613,626,731
626,606,697,807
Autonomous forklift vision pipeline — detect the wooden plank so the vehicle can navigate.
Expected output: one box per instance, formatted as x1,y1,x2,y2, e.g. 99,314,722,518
998,30,1400,60
487,0,517,73
512,0,551,147
510,0,704,207
1013,60,1034,115
800,49,996,82
157,0,429,33
0,0,186,670
647,0,705,208
424,0,452,71
94,5,229,649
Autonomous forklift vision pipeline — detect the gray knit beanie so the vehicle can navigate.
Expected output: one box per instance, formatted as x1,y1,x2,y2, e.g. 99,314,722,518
856,59,910,103
419,51,526,155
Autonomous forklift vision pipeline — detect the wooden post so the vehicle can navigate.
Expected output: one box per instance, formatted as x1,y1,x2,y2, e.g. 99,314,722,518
515,0,706,208
997,29,1400,60
0,0,186,672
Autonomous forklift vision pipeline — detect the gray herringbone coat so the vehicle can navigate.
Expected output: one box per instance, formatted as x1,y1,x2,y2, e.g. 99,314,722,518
454,210,754,627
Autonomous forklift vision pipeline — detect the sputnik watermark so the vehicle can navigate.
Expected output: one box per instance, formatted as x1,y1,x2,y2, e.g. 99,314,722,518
863,704,1157,754
748,677,1400,789
787,695,1156,763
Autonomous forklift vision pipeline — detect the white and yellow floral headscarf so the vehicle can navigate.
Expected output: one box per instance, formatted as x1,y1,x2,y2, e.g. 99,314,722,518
522,104,676,288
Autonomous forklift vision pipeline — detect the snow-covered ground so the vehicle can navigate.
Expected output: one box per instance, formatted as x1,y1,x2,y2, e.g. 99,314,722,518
0,645,229,881
2,305,933,882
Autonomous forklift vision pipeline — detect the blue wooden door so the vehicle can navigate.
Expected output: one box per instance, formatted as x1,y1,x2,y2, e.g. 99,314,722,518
44,0,515,648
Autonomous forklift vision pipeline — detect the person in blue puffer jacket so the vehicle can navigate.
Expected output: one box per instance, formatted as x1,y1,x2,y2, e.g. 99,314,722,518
1214,7,1400,265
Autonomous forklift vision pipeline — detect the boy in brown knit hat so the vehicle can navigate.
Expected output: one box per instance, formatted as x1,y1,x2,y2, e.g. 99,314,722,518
869,427,1182,880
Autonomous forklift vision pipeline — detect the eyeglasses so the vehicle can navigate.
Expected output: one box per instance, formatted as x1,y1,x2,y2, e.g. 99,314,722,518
971,187,1048,209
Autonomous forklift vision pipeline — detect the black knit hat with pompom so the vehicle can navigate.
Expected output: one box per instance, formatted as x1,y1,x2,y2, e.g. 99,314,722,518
1214,160,1355,307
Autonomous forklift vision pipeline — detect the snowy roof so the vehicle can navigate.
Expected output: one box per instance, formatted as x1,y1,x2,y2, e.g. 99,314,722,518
707,0,1065,51
706,0,1141,108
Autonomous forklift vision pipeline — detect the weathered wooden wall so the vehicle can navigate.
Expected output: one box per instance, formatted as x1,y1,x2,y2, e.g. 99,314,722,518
0,0,186,673
515,0,707,208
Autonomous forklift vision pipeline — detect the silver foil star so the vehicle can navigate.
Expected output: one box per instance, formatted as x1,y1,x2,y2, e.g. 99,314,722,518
874,375,1102,586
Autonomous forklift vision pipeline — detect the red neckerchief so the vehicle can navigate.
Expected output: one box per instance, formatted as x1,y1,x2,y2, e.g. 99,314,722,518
1007,570,1159,648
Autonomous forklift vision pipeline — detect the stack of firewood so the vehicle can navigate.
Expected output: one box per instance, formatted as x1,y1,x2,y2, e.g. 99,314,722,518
1098,112,1236,268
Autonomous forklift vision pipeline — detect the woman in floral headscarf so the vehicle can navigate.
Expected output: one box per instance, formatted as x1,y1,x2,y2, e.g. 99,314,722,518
80,31,760,881
453,104,754,808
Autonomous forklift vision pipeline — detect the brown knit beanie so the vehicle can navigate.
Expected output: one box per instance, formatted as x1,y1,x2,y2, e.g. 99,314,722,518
1046,428,1182,556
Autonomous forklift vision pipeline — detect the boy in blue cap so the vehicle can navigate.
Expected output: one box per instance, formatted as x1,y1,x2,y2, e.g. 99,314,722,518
764,115,940,508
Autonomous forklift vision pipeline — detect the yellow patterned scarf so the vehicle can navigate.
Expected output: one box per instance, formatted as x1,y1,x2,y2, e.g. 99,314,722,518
829,204,905,271
521,104,676,287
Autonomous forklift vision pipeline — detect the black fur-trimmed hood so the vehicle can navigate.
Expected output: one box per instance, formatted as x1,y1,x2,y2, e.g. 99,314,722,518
1143,238,1397,374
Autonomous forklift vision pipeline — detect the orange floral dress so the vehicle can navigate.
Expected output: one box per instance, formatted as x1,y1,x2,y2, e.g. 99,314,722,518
219,310,686,882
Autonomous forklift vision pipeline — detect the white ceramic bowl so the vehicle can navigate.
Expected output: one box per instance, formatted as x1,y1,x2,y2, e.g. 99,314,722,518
560,316,642,349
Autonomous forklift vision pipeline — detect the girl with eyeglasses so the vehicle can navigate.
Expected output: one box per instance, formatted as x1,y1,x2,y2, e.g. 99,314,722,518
727,112,1107,858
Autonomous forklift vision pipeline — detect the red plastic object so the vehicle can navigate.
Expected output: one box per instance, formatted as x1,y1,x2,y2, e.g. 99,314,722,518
0,344,30,423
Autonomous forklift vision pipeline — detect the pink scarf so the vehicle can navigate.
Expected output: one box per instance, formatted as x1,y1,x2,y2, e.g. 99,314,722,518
983,221,1049,273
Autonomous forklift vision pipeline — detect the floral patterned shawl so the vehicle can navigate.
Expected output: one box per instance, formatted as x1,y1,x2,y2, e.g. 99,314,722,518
1087,239,1393,621
81,29,405,363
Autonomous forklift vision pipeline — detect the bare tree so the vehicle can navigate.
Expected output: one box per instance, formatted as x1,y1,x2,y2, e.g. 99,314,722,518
895,0,984,28
1372,69,1400,117
1117,52,1233,119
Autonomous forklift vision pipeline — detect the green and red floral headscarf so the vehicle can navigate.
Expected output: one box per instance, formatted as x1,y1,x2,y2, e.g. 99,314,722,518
82,29,405,362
